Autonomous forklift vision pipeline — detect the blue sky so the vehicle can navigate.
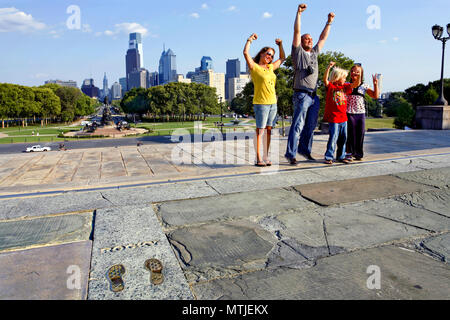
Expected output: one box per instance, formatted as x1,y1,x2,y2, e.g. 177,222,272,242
0,0,449,93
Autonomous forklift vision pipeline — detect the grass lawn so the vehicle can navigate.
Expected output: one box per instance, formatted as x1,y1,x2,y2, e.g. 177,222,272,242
365,117,395,129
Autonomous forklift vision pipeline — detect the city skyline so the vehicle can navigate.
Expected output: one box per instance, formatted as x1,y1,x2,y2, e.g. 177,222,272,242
0,0,449,94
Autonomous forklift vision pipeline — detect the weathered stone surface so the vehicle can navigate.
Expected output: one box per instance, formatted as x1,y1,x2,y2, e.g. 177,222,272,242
0,241,92,300
418,233,450,263
294,175,430,206
157,189,316,228
204,170,328,194
321,206,429,250
168,221,276,283
88,205,192,300
100,180,219,206
0,192,110,221
394,167,450,189
191,245,450,300
344,198,450,233
0,212,93,252
395,189,450,219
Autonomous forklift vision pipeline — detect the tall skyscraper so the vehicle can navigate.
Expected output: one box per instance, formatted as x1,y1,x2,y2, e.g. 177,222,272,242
129,33,144,67
103,73,109,98
126,48,141,89
200,56,213,71
225,58,241,100
158,47,177,85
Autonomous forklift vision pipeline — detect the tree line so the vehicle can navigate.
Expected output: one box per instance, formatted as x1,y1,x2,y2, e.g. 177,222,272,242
120,82,222,121
0,83,97,128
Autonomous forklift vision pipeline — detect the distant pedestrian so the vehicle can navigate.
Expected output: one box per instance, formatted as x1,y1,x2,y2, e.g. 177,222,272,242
322,62,359,164
243,33,286,167
346,64,380,161
285,4,335,164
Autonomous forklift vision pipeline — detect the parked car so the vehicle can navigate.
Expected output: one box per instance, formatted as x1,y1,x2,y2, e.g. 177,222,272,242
25,145,51,152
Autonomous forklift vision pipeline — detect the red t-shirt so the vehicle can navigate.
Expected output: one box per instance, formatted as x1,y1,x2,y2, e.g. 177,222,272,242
323,82,353,123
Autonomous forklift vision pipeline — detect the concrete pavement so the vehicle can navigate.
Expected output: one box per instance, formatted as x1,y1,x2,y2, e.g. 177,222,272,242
0,129,449,300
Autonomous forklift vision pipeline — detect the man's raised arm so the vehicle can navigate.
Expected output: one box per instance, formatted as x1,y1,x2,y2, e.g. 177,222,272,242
317,12,335,52
293,4,307,48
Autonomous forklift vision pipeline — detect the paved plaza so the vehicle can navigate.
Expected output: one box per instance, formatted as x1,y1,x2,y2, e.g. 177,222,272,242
0,129,449,300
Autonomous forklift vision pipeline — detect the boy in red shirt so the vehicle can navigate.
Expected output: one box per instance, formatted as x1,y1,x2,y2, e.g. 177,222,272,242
323,62,360,164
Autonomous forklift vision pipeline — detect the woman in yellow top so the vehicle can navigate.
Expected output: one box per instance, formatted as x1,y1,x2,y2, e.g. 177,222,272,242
244,33,285,167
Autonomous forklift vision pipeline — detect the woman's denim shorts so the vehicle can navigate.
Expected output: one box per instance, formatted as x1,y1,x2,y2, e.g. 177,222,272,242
253,104,277,129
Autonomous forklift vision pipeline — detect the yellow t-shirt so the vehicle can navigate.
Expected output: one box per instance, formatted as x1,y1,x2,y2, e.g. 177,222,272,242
250,63,277,105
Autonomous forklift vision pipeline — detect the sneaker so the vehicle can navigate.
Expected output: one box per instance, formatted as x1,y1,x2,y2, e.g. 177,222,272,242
285,157,297,165
300,153,316,161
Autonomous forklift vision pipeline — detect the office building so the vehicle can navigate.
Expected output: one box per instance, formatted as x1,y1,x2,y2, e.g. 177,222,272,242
191,69,225,102
44,79,78,88
200,56,213,71
176,74,191,84
81,79,99,98
102,73,109,99
128,68,148,89
147,72,159,88
129,33,144,68
158,48,177,85
126,48,141,89
111,82,122,100
119,77,127,94
228,74,251,101
225,58,241,100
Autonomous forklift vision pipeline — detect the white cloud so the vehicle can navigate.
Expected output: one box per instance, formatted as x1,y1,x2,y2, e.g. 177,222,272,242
378,40,387,44
262,12,273,19
226,6,237,12
201,4,209,10
0,7,46,33
190,13,200,19
393,37,399,42
102,22,150,37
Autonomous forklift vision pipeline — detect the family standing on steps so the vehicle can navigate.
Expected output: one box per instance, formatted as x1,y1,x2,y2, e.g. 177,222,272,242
243,4,380,167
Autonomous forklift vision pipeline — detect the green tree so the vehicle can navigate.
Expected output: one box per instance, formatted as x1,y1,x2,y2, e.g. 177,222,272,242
33,87,61,125
393,97,415,129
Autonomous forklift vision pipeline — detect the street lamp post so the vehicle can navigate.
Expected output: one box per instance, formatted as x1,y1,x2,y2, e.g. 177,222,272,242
219,97,223,134
432,23,450,105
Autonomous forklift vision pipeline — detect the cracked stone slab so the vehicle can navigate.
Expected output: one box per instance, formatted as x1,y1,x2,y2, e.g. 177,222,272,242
0,212,93,252
168,221,276,283
294,175,431,206
0,192,111,221
0,241,92,300
418,233,450,263
321,206,429,251
394,167,450,189
100,180,219,206
157,189,316,228
88,205,192,300
396,188,450,218
343,198,450,233
191,245,450,300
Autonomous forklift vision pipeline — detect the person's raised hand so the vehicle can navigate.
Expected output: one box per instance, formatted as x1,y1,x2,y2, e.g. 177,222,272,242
372,74,379,86
329,61,336,68
248,33,258,42
298,4,307,13
275,38,283,46
328,12,335,23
